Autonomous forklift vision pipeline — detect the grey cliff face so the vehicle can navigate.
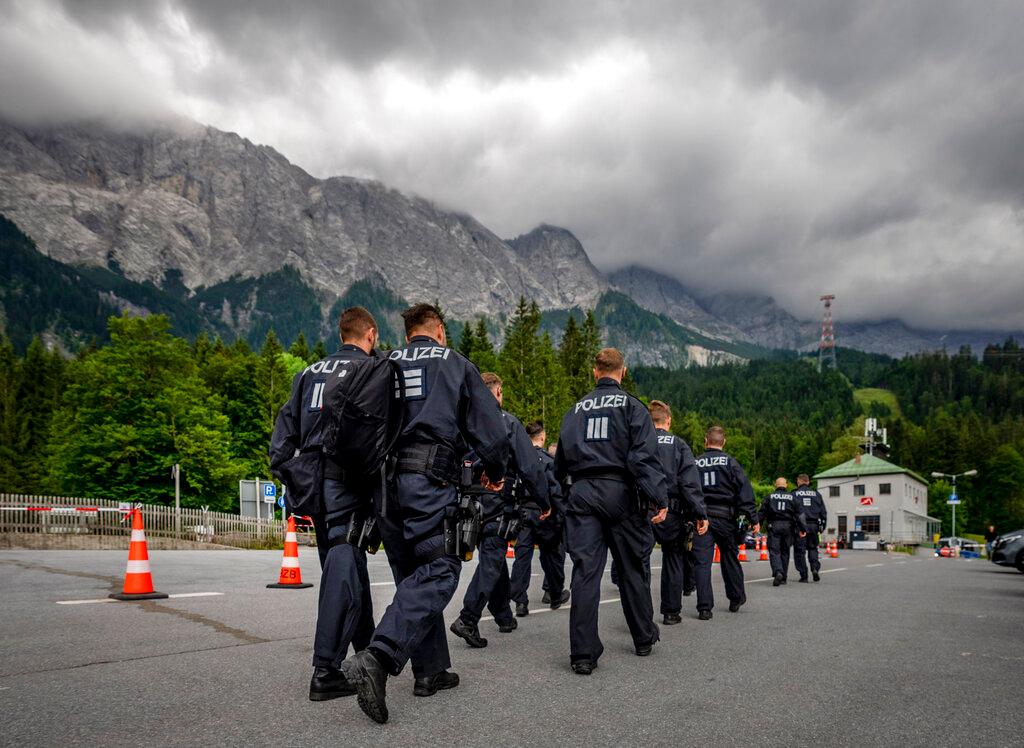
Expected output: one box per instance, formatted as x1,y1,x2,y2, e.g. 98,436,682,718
0,120,605,319
507,225,607,309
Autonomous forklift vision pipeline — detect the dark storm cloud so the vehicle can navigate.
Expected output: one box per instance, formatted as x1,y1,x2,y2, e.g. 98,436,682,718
1,0,1023,329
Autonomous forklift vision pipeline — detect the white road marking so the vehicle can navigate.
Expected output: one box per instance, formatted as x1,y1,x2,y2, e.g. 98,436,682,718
370,581,395,587
56,592,223,605
480,597,620,622
866,563,885,567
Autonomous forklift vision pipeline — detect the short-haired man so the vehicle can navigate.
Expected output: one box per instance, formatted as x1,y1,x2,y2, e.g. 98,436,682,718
270,306,380,702
760,477,807,586
648,401,709,625
450,373,550,648
693,426,759,619
793,474,826,582
555,348,668,674
341,304,510,724
509,420,568,616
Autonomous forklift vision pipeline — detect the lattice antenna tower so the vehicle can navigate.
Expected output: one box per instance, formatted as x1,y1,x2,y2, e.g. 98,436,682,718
818,294,838,372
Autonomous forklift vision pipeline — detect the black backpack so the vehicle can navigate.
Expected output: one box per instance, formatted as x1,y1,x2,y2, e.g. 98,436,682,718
321,354,404,477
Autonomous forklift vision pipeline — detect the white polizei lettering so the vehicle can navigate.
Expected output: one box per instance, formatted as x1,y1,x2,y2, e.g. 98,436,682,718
281,557,300,568
125,560,151,574
130,530,146,543
696,456,729,468
575,394,627,413
658,435,674,444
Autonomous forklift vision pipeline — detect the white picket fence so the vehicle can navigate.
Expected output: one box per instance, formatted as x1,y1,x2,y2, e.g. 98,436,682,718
0,494,309,549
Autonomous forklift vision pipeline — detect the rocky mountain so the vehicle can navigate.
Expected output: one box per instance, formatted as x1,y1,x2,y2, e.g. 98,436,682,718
0,117,1017,363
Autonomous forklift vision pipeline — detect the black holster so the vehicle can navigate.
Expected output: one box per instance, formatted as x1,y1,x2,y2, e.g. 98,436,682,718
497,505,522,541
332,513,382,554
684,521,695,553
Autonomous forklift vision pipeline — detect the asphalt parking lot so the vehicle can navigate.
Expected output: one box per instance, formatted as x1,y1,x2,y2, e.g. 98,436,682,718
1,547,1020,747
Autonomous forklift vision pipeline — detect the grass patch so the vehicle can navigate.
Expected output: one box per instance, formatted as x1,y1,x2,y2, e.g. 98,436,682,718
854,387,902,417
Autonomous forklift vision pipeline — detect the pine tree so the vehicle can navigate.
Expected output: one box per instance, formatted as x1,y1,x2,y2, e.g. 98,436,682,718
458,322,475,360
0,334,21,490
469,318,499,372
257,331,291,446
312,339,328,361
15,337,63,491
289,332,311,363
499,298,541,416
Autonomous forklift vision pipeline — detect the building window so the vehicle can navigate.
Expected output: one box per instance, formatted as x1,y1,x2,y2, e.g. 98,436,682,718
854,484,866,496
829,485,840,497
879,483,892,495
857,515,881,533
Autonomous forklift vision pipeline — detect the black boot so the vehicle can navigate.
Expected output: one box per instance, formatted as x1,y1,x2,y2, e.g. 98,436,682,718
413,670,460,697
339,650,390,724
450,618,488,648
698,609,713,620
571,660,596,675
497,618,517,633
813,571,821,582
541,590,551,605
728,599,745,613
516,602,530,617
663,612,683,625
309,666,357,701
773,573,783,587
550,590,570,610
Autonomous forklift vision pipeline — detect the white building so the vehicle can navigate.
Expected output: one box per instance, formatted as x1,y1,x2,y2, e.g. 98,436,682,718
814,454,940,546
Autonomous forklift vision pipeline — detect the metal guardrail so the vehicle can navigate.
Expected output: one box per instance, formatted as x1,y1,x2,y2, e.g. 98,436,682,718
0,494,292,549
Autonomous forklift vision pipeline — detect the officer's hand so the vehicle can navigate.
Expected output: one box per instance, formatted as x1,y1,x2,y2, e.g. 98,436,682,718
481,473,504,492
651,507,668,524
539,508,552,521
799,531,807,538
753,523,761,534
696,519,709,536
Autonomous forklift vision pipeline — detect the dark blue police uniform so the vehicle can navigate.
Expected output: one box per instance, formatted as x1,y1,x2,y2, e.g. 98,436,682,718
509,446,567,610
456,411,550,634
270,344,376,670
367,336,509,679
693,448,757,613
760,489,807,583
793,485,827,581
652,429,707,619
555,377,668,667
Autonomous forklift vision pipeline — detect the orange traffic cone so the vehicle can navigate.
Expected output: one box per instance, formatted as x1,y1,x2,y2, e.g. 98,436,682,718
267,516,313,589
110,508,168,601
506,543,515,559
738,543,749,562
713,545,721,563
829,540,840,559
758,536,769,561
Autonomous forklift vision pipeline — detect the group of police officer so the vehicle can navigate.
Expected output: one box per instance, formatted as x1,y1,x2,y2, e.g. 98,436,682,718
270,304,829,725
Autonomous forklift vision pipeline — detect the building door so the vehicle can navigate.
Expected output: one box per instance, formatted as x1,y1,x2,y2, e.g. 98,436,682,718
838,515,847,544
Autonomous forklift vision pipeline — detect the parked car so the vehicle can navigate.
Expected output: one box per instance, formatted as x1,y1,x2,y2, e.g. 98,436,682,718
934,537,982,558
990,529,1024,573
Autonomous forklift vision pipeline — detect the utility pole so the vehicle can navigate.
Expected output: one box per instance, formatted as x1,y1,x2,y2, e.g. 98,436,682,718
171,463,181,539
818,294,838,373
930,469,978,552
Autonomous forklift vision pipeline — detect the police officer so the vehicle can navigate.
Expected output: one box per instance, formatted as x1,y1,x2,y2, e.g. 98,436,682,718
648,401,709,625
759,477,807,586
554,348,668,675
341,304,509,724
793,474,827,582
693,426,758,619
450,374,550,647
509,420,568,616
269,307,380,702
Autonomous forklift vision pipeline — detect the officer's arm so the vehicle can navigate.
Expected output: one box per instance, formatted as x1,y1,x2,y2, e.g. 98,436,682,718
817,493,828,528
626,401,668,509
544,455,564,509
269,370,304,474
677,442,707,520
459,365,510,480
733,461,757,521
510,419,550,511
795,499,807,534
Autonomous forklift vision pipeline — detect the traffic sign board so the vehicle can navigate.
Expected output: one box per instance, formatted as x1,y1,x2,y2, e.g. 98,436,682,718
263,483,276,497
277,496,285,509
947,493,960,505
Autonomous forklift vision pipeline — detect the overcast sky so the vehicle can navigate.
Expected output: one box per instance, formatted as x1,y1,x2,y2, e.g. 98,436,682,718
2,0,1023,330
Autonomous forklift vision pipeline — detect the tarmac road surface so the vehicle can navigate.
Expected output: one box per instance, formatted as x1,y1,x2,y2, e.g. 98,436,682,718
0,547,1020,747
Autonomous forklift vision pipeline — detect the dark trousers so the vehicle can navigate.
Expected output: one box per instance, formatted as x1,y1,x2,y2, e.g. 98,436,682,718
692,517,745,612
564,478,658,664
653,514,685,616
509,510,566,604
794,530,821,579
310,479,375,668
460,524,515,626
768,521,795,579
369,473,461,679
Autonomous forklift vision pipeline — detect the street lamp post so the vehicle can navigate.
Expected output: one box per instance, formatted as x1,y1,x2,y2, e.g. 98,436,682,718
930,469,978,550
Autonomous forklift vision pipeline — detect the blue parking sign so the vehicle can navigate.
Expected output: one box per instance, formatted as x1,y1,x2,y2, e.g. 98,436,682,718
263,483,276,498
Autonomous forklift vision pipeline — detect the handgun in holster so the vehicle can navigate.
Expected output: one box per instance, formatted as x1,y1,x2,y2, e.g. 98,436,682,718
343,512,382,554
684,520,695,552
497,476,523,541
444,460,484,561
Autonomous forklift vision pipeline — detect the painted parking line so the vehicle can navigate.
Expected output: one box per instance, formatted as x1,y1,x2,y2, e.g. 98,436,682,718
56,592,224,605
748,567,847,583
866,563,886,568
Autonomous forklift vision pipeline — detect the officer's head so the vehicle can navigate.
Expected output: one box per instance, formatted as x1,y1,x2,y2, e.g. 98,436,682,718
526,420,545,447
797,474,810,486
339,306,379,354
402,303,446,346
593,348,626,383
705,425,726,449
648,400,672,429
481,372,503,404
775,477,788,489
